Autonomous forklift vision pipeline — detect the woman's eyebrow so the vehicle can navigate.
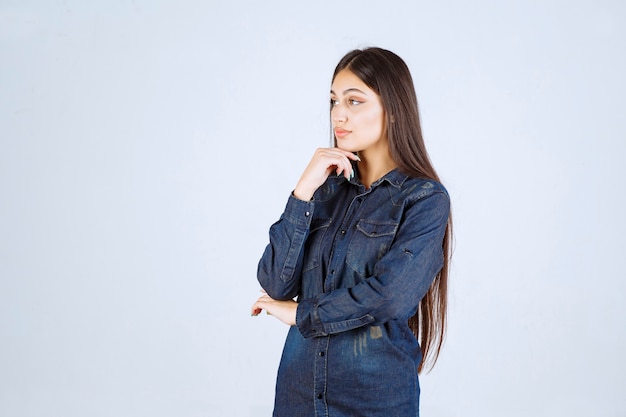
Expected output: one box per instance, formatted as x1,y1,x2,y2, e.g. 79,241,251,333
330,88,368,96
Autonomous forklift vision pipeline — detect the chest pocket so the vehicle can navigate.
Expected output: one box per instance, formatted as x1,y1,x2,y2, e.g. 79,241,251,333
303,218,332,272
346,220,398,277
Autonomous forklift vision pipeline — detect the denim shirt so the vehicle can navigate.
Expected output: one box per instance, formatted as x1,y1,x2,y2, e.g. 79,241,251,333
258,168,450,417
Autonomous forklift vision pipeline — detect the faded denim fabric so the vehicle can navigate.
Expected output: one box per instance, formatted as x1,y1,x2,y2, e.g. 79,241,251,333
258,168,450,417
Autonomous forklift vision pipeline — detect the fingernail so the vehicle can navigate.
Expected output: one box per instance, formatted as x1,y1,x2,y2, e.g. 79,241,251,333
350,169,354,180
356,155,361,161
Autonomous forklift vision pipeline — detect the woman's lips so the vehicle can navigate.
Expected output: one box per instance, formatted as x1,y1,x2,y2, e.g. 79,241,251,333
334,128,351,138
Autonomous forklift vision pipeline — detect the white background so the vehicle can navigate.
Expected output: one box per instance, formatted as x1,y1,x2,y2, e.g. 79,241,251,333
1,1,625,416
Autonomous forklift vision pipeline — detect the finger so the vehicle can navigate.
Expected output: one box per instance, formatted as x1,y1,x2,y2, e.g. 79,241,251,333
252,298,271,315
322,156,350,178
251,299,267,315
332,148,361,162
347,152,361,162
324,152,355,180
341,165,349,179
256,294,273,303
346,160,353,179
251,303,263,316
333,162,350,179
341,159,352,180
252,303,274,317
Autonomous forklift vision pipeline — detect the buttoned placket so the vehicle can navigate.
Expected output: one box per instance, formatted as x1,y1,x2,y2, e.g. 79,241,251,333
313,188,369,416
324,188,368,293
313,335,331,416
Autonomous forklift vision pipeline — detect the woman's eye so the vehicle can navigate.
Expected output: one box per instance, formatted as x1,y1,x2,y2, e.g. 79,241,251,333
330,98,363,106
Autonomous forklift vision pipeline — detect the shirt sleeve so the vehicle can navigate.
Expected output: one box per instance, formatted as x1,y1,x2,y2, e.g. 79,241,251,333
257,193,315,301
296,190,450,338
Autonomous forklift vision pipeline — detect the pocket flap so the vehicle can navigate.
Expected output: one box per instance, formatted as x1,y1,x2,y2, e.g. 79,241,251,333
355,220,397,237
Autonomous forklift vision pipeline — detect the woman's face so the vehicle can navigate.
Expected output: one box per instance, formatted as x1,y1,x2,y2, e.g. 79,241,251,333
330,69,386,154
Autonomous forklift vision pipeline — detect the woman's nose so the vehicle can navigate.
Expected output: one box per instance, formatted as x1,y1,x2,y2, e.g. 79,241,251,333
332,105,347,124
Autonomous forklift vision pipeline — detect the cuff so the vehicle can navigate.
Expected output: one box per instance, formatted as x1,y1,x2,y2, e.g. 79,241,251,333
283,193,315,227
296,296,327,338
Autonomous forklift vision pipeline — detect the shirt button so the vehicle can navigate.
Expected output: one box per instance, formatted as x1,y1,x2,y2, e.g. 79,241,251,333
319,351,325,356
317,393,323,400
305,211,310,217
340,230,346,235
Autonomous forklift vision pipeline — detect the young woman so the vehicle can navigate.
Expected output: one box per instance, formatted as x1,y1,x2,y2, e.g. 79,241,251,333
251,47,452,417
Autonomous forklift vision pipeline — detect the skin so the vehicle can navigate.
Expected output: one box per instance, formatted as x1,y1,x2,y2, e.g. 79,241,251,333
251,69,397,325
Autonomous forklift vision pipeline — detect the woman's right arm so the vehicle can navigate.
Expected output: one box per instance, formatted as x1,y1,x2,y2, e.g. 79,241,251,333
257,148,359,300
257,194,314,300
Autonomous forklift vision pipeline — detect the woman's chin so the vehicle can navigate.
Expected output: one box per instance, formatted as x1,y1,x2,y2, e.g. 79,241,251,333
336,142,359,153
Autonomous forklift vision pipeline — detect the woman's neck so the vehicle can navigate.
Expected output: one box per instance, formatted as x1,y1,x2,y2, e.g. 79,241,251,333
356,150,397,189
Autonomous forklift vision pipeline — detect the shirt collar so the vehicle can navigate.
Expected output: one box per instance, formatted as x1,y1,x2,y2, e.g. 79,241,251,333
345,167,409,189
371,168,410,189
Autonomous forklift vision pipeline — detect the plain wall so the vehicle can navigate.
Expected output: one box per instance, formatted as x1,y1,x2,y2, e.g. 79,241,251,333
1,1,625,416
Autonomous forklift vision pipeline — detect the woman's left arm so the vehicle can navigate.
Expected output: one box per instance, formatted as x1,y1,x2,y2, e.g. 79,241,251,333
294,190,450,337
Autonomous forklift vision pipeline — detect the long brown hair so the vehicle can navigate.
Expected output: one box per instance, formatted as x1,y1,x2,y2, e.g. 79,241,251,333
332,47,453,373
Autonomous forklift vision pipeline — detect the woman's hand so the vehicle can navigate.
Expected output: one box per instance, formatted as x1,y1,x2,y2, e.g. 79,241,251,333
293,148,360,201
251,291,298,326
